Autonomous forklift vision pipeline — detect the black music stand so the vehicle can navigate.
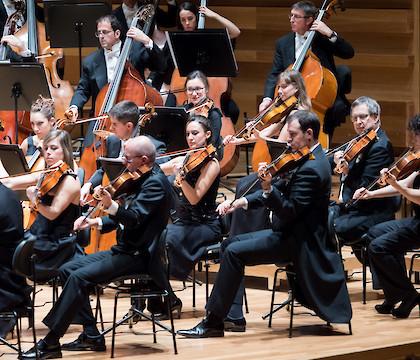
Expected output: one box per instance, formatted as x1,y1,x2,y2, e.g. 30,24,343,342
0,63,50,144
267,140,289,160
0,144,30,200
140,106,189,152
98,157,125,183
166,29,238,77
44,0,112,76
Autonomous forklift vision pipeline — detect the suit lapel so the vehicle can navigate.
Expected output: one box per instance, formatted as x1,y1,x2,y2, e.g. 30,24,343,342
94,50,108,89
286,33,296,65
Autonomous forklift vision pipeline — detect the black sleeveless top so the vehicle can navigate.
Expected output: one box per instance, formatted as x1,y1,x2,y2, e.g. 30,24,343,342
413,174,420,218
26,136,38,156
175,163,220,223
29,173,80,239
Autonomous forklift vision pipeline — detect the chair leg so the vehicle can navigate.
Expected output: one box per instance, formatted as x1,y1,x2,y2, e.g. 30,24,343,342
167,295,178,355
192,267,196,308
111,291,120,358
244,288,249,314
348,321,352,335
288,284,294,338
151,312,157,344
267,268,280,328
362,246,367,304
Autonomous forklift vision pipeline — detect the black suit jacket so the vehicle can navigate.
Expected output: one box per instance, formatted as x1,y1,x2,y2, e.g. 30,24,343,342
263,32,354,99
247,145,352,323
340,128,396,213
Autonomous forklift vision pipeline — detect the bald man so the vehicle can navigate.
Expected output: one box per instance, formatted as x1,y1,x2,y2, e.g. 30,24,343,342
21,136,174,358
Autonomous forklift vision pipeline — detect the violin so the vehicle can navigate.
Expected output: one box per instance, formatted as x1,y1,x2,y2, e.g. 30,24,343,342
186,98,214,118
174,144,217,187
334,128,377,174
35,161,72,203
345,148,420,209
259,146,313,178
236,95,298,141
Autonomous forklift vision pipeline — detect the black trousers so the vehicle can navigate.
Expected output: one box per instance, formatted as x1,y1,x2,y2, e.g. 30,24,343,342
43,250,148,337
367,217,420,304
206,229,290,319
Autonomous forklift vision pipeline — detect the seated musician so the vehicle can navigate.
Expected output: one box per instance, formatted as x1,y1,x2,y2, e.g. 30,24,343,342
160,116,221,316
1,130,81,281
352,114,420,318
20,136,174,358
178,70,224,160
0,182,31,338
20,95,56,156
330,96,396,260
79,100,166,204
259,0,354,137
177,110,352,338
65,14,165,146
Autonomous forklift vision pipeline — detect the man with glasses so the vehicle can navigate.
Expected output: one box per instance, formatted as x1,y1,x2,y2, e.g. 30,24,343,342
259,0,354,137
329,96,396,259
20,136,175,358
66,14,165,147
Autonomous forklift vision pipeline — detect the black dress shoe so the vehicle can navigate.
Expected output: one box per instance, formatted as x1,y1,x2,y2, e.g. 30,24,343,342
374,300,395,314
177,319,224,338
20,339,62,359
224,317,246,332
61,332,106,352
392,294,420,319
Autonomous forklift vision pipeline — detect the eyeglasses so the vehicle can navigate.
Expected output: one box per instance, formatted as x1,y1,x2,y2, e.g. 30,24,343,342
186,87,205,94
351,113,371,123
288,14,310,20
122,154,140,163
95,29,114,37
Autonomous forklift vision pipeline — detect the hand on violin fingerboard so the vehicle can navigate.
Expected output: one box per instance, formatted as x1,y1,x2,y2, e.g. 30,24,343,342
73,216,99,231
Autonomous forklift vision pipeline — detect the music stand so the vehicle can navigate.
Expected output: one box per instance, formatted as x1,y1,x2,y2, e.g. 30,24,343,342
166,29,238,77
44,0,112,76
140,106,189,152
0,63,50,144
98,157,125,183
0,144,30,200
266,140,289,160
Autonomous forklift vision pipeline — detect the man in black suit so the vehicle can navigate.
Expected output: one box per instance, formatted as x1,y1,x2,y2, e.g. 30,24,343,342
0,183,31,338
79,100,166,204
178,110,352,338
259,1,354,136
20,136,174,358
330,96,397,257
66,14,165,147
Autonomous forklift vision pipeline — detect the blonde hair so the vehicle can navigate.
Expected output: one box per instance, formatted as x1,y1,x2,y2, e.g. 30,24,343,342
279,70,311,110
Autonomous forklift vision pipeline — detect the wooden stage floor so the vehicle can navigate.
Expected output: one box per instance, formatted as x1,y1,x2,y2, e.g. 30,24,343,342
3,273,420,360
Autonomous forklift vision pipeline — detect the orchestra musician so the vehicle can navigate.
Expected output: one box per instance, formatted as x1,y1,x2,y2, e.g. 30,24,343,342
20,95,56,156
182,70,224,159
330,96,397,261
79,100,166,205
65,14,165,145
353,114,420,318
177,110,352,338
161,116,221,284
0,182,31,338
259,0,354,137
20,136,174,358
1,130,82,281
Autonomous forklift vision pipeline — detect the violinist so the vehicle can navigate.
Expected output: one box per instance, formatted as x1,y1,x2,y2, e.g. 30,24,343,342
1,130,81,281
20,136,174,358
259,0,354,136
352,114,420,318
163,116,221,290
224,69,311,146
182,70,224,159
79,100,166,204
178,110,352,338
330,96,396,260
20,95,55,156
66,14,165,145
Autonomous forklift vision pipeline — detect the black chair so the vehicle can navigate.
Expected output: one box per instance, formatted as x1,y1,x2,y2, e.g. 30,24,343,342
408,250,420,284
0,311,22,356
95,229,177,358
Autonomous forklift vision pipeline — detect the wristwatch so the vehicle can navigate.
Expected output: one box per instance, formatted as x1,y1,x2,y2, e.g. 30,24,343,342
329,31,338,41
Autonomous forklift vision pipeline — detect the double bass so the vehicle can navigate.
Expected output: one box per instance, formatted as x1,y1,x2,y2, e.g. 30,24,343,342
79,4,163,183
